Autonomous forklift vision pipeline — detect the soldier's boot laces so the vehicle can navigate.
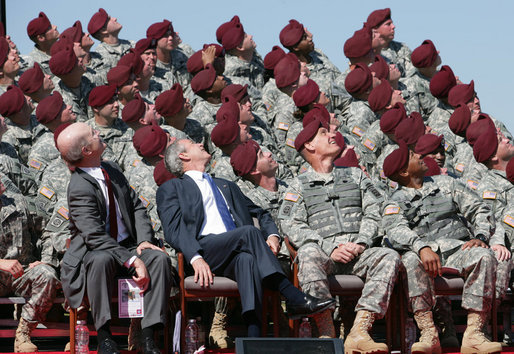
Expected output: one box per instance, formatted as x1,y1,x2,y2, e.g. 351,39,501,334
343,310,388,354
209,311,233,349
14,318,38,353
461,311,502,354
411,311,441,354
128,317,142,351
313,309,335,338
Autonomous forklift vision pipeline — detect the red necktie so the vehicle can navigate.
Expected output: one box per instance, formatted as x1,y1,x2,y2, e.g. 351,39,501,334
101,168,118,240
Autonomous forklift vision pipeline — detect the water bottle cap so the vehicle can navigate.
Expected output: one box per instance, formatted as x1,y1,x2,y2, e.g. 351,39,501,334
77,320,86,325
188,319,196,323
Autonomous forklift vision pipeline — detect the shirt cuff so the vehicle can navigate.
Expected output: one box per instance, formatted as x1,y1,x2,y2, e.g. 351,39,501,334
190,254,203,265
124,256,137,268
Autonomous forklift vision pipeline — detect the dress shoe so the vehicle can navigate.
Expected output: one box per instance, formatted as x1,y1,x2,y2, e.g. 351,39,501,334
97,337,120,354
139,337,161,354
286,294,336,320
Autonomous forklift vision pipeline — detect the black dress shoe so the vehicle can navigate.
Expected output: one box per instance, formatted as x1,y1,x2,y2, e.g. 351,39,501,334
140,337,161,354
97,337,120,354
286,294,336,320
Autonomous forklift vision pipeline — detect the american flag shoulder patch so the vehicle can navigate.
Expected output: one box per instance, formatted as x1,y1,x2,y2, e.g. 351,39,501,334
284,193,299,202
384,206,400,215
39,186,55,199
278,122,289,131
482,191,497,200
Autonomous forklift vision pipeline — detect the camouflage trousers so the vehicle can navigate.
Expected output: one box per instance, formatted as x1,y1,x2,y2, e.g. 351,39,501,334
0,263,60,323
401,247,497,313
495,258,514,304
296,243,400,318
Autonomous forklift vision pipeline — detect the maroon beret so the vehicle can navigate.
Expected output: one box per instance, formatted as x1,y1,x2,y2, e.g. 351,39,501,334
448,104,471,136
211,113,240,147
395,112,425,145
216,16,241,44
345,63,373,95
36,91,63,124
88,85,117,107
366,8,391,29
506,158,514,184
334,131,346,151
49,45,77,76
107,65,132,87
122,94,145,123
135,38,157,55
411,40,438,68
448,81,475,107
153,159,176,186
146,20,174,40
88,8,108,36
274,53,300,89
27,12,51,38
222,23,245,51
369,55,389,80
415,134,444,155
303,104,330,127
0,86,25,117
133,123,168,158
19,63,45,94
54,122,73,148
118,50,144,76
155,83,184,117
0,37,9,67
334,148,360,168
429,65,457,99
343,27,372,59
368,79,393,112
383,141,409,178
60,21,83,43
466,116,496,146
423,156,441,176
216,97,240,123
473,129,498,163
380,102,407,134
191,64,217,94
264,46,286,70
279,19,304,47
203,43,225,57
293,79,319,108
50,38,74,56
231,140,259,176
294,118,327,152
187,44,225,75
221,84,248,103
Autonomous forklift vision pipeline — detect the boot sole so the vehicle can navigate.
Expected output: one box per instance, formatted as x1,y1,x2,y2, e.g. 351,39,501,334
344,350,388,354
412,350,441,354
288,300,336,320
461,347,502,354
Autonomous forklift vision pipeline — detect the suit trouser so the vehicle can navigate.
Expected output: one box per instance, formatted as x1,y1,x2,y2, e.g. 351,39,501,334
84,248,172,330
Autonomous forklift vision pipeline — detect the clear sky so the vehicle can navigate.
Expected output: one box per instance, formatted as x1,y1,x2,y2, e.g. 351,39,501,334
6,0,514,134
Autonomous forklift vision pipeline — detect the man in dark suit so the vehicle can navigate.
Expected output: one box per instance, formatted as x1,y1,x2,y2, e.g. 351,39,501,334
57,122,172,354
156,138,334,337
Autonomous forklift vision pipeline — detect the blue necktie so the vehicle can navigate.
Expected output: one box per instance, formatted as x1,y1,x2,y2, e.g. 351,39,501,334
203,173,236,231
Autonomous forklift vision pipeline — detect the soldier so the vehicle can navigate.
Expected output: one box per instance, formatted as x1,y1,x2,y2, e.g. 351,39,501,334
414,133,454,176
25,12,59,76
106,63,140,108
132,40,163,103
426,65,457,137
278,117,400,352
0,36,20,95
370,55,406,101
258,46,286,123
19,63,54,105
368,78,405,120
381,142,501,354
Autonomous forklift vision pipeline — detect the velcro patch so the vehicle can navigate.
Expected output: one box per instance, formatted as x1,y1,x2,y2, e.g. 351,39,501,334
379,169,386,179
286,138,295,148
363,139,376,151
284,192,299,202
455,163,465,173
39,186,55,200
444,142,450,151
467,180,478,190
504,215,514,228
482,191,497,200
351,126,364,137
210,160,217,169
139,195,150,208
384,206,400,215
278,122,289,131
264,103,271,111
132,159,141,167
57,207,69,220
29,159,42,170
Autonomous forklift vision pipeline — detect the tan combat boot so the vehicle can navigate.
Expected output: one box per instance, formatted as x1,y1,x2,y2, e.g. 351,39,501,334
411,311,441,354
14,318,38,352
128,318,142,351
343,310,388,354
461,311,502,354
313,309,335,338
209,311,233,349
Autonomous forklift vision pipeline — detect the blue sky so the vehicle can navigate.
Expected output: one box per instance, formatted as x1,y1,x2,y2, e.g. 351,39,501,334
6,0,514,134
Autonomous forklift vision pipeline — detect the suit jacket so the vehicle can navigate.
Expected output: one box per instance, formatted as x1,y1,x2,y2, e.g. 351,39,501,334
61,161,154,308
156,173,279,264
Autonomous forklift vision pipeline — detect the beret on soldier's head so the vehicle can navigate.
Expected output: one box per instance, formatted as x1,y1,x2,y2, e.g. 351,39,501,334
293,79,319,108
49,45,77,75
334,131,346,150
415,134,444,155
411,40,438,68
19,63,45,94
274,53,300,89
294,117,327,152
135,38,157,55
53,122,73,148
279,19,305,47
0,37,9,67
264,45,286,70
394,112,425,145
88,85,117,107
216,16,241,44
473,129,498,163
216,96,240,123
423,156,441,176
36,91,63,124
366,8,391,29
211,113,240,147
221,84,248,103
466,115,496,146
187,44,225,75
122,94,145,123
343,27,372,59
334,148,360,168
506,158,514,184
203,43,225,57
448,104,471,136
429,65,457,99
222,23,245,51
60,21,83,43
146,20,174,40
88,8,108,36
118,50,144,76
448,80,475,108
155,83,184,117
344,63,372,95
380,102,406,134
50,38,74,56
368,79,393,112
369,55,389,80
107,65,132,87
154,159,176,186
133,123,168,158
303,104,330,127
383,141,409,178
27,12,51,37
0,85,25,117
231,140,259,176
191,64,217,94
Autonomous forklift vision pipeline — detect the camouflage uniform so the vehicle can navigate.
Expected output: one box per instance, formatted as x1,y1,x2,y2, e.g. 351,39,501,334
27,131,59,187
2,115,46,164
268,94,296,148
34,158,71,220
370,143,399,197
139,79,164,104
23,47,52,77
223,53,265,91
356,120,388,172
255,78,282,125
381,41,415,78
188,99,221,136
331,67,352,116
0,141,38,197
283,121,306,175
54,78,95,122
427,101,454,137
496,205,514,304
382,175,497,312
208,150,239,182
343,99,377,144
278,166,400,317
451,137,488,182
95,39,135,72
400,71,438,119
305,49,341,108
154,58,191,92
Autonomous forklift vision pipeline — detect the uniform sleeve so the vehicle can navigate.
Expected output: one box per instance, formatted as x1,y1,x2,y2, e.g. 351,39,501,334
356,170,383,247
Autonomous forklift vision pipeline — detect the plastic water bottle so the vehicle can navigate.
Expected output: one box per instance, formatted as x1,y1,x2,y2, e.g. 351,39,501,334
185,318,199,354
75,320,89,354
196,316,206,347
299,317,312,338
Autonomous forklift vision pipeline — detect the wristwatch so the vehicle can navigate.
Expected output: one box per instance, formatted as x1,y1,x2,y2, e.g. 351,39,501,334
474,234,487,243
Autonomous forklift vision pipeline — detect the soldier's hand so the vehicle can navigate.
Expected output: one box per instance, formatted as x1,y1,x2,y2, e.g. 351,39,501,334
0,259,24,279
132,258,150,293
461,239,488,250
201,46,216,67
331,244,355,264
28,261,44,269
192,258,214,287
419,247,442,278
136,241,165,255
266,235,281,256
491,244,511,261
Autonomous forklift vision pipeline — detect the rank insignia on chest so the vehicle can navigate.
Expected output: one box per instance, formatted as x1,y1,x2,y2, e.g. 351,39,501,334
286,138,295,148
29,159,42,170
351,126,364,137
467,180,478,190
482,191,497,200
384,206,400,215
284,193,299,202
504,215,514,228
278,122,289,131
39,186,55,199
363,139,376,151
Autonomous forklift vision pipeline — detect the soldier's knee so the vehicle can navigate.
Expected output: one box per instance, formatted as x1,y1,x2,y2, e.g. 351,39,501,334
297,243,323,259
